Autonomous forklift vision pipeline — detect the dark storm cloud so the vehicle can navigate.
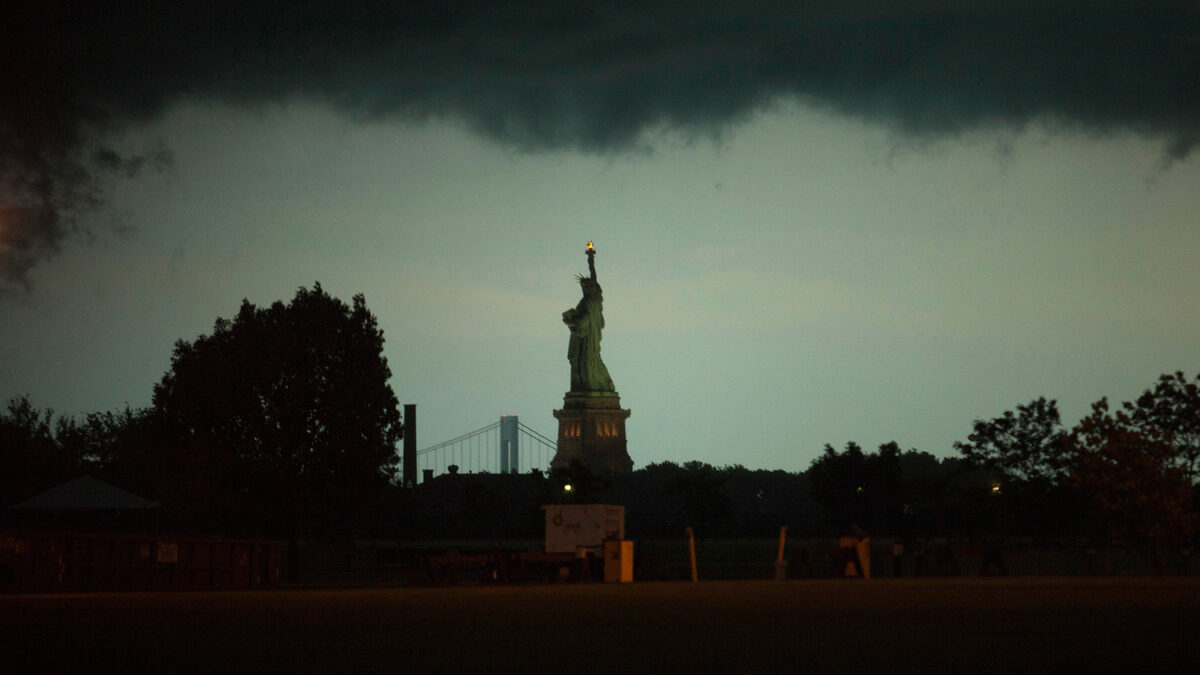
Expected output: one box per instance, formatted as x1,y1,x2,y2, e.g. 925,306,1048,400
3,1,1198,286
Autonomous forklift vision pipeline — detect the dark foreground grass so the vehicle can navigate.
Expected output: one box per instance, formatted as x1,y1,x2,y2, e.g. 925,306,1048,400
4,578,1197,673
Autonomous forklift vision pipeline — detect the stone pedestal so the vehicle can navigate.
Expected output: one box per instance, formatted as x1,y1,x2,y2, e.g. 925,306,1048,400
552,392,632,476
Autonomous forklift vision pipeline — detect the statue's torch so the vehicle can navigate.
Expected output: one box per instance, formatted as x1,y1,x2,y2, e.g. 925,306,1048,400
586,241,596,278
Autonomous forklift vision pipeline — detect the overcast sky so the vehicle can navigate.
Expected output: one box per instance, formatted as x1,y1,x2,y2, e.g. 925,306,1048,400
3,2,1199,472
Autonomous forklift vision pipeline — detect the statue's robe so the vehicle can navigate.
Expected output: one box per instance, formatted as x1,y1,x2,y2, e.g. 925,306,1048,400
566,291,614,392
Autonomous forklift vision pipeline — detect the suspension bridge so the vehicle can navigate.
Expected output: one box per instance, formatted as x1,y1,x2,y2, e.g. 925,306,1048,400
414,415,558,480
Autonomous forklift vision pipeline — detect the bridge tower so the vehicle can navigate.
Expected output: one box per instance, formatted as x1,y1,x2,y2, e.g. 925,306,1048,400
499,415,519,473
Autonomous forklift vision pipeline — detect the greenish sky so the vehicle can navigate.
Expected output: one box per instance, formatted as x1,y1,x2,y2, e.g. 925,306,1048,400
4,101,1197,471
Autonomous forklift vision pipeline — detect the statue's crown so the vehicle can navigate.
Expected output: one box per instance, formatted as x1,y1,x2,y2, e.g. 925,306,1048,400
575,274,601,295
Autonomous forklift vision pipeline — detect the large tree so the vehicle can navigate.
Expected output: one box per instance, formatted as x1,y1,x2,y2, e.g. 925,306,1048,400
662,461,733,535
1123,371,1200,484
1068,398,1197,544
954,397,1068,488
806,441,904,533
152,284,402,549
0,396,82,507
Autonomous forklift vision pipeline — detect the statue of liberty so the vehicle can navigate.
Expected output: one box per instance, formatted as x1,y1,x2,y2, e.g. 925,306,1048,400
563,242,615,393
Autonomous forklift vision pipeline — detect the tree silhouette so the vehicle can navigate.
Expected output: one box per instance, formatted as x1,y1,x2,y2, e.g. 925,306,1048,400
0,396,82,506
1124,371,1200,484
807,442,906,533
662,461,732,535
1068,398,1197,544
152,284,402,574
954,397,1068,489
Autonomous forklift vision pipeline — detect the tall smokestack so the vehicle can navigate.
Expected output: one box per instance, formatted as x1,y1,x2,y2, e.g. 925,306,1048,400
403,404,417,487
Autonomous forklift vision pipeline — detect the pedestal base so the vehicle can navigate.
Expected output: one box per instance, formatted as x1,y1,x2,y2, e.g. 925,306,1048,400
552,392,632,476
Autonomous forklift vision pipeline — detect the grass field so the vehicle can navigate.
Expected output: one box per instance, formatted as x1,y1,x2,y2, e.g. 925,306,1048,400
4,578,1198,673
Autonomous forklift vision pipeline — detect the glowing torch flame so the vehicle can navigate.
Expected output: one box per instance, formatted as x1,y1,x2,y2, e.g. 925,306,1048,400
586,241,594,251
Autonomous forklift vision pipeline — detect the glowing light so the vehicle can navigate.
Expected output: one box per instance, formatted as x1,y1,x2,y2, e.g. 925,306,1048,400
563,483,573,493
586,241,594,251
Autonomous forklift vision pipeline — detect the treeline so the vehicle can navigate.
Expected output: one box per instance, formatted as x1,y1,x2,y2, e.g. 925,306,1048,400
519,372,1200,545
950,379,1199,544
549,450,974,540
605,370,1198,544
2,283,1198,547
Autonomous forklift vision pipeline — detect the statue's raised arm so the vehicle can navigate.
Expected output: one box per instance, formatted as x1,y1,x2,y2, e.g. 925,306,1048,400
564,242,614,393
